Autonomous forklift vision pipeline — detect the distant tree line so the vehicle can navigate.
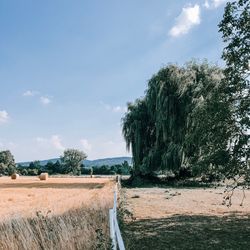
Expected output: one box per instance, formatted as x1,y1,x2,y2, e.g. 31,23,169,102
81,161,132,175
17,160,131,176
0,148,132,177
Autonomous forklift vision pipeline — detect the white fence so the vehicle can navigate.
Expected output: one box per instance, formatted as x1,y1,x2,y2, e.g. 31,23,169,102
109,190,125,250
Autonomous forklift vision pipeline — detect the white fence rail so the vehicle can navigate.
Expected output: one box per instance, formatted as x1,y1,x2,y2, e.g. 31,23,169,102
109,188,125,250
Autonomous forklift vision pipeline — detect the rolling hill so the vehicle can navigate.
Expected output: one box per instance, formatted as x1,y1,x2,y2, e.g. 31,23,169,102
17,156,132,168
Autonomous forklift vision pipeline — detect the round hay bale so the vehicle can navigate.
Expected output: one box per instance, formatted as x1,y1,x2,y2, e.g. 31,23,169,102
39,173,48,181
11,173,19,180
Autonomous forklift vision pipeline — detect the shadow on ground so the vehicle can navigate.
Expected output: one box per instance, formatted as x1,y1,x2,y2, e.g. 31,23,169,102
0,183,105,189
121,178,218,189
123,214,250,250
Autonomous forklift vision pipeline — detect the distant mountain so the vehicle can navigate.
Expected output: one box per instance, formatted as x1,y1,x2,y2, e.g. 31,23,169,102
17,156,132,168
84,157,132,167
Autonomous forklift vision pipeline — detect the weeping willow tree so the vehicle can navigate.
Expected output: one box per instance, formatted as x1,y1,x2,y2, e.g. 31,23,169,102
122,61,232,181
122,99,155,177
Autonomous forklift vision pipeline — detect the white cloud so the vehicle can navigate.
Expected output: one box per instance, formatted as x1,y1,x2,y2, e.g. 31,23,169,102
85,139,131,160
0,110,9,124
169,4,201,37
80,139,92,152
40,96,51,105
204,0,210,8
101,102,127,113
24,132,131,162
23,91,53,106
35,135,65,151
7,141,18,149
23,90,38,97
112,106,127,113
204,0,227,9
0,141,18,151
35,137,47,143
51,135,65,151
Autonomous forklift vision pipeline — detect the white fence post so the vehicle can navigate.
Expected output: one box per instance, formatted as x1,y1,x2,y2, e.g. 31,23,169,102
113,190,117,216
109,208,117,250
109,185,125,250
114,216,125,250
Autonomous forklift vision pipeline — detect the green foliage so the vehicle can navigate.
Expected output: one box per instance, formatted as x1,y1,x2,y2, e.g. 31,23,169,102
122,99,153,175
17,165,40,176
46,160,63,174
0,150,16,176
122,61,232,178
218,0,250,179
60,149,87,175
80,161,132,175
122,1,249,183
19,168,28,175
18,160,131,176
18,161,62,176
29,161,41,169
27,168,39,176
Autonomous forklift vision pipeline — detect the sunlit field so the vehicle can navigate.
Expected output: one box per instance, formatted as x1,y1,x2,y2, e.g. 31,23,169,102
122,187,250,250
0,177,114,250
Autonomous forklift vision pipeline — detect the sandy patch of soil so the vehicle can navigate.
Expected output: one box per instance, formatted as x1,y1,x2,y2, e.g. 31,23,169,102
124,187,250,219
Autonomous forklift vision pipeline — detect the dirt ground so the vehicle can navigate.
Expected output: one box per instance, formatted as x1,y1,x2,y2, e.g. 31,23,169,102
0,176,114,220
123,187,250,219
122,187,250,250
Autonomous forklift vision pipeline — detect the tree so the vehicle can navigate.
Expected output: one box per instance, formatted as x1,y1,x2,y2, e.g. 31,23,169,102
28,168,39,176
46,161,55,174
60,149,87,175
219,0,250,180
54,160,63,174
29,161,41,169
122,99,153,178
20,168,28,176
0,163,6,175
121,161,132,175
0,150,16,175
122,61,231,183
182,62,233,179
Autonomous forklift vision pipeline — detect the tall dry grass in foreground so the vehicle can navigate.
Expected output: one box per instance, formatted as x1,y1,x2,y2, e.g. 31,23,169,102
0,203,110,250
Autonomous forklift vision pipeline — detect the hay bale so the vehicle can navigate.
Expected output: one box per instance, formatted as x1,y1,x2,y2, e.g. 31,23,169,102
11,173,19,179
39,173,48,181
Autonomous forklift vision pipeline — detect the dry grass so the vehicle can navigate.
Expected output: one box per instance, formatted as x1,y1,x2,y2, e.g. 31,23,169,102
121,187,250,250
124,187,250,219
0,204,110,250
0,177,114,250
0,177,113,219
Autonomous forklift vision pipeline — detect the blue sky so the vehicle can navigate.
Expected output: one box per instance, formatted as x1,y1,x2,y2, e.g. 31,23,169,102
0,0,228,162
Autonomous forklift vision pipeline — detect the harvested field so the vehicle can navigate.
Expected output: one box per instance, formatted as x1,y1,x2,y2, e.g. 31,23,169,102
122,187,250,250
0,177,114,250
0,176,113,220
124,187,250,218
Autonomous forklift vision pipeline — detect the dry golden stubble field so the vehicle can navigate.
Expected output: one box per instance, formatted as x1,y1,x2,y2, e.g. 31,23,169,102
0,176,114,219
0,176,115,250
